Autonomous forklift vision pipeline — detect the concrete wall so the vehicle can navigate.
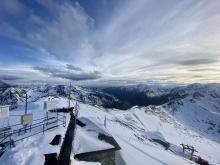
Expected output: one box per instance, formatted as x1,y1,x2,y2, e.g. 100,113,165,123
75,150,116,165
115,151,126,165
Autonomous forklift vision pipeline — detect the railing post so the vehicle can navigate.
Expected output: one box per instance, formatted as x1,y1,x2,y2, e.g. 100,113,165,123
63,115,66,127
46,112,48,125
9,135,12,148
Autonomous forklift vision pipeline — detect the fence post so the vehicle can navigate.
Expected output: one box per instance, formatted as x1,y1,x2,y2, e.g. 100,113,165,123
63,115,66,127
46,112,48,125
9,135,12,148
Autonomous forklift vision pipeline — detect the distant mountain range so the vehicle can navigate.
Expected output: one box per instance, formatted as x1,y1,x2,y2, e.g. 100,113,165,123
0,80,219,141
0,82,127,109
0,80,10,93
102,83,220,141
0,80,220,164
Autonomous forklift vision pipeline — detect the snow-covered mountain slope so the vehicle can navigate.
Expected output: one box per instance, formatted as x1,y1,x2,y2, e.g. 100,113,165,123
0,95,219,165
1,82,220,163
76,103,220,165
102,83,220,142
163,83,220,142
105,84,172,97
0,87,28,108
101,85,172,107
0,84,127,109
1,82,220,140
0,80,10,93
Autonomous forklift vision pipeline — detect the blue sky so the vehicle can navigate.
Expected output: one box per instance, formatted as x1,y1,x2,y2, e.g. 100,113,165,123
0,0,220,85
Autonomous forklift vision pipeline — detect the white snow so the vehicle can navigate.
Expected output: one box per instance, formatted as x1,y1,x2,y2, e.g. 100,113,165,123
76,103,220,165
74,117,115,155
0,128,65,165
74,127,114,155
0,97,71,165
1,91,220,165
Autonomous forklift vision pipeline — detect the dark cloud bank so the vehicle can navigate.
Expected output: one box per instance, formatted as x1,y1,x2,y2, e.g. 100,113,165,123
34,66,101,81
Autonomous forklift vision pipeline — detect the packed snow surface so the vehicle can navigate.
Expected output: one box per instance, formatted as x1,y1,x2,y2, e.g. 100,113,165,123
75,103,220,165
74,117,114,154
0,94,220,165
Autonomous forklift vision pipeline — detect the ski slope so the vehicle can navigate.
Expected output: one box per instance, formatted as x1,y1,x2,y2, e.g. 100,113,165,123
0,97,219,165
76,103,220,165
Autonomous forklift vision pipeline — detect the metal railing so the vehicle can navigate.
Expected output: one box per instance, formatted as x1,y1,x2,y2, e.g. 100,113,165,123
0,112,66,157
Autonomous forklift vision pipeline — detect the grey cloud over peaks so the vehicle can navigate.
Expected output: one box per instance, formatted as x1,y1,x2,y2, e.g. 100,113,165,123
0,75,22,81
34,66,101,81
177,59,217,66
66,64,83,71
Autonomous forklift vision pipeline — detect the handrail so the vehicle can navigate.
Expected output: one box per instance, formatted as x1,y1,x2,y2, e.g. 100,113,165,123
7,112,60,128
0,113,66,156
13,123,63,143
0,133,11,144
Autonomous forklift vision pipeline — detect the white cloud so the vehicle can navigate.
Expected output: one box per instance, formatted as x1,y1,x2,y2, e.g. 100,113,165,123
26,2,95,65
0,0,220,84
0,0,28,15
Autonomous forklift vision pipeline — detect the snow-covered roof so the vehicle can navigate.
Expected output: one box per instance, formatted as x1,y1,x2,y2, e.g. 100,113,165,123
74,117,120,155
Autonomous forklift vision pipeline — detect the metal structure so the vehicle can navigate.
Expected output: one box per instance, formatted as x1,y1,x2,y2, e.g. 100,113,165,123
0,105,10,118
68,82,71,108
180,144,198,158
25,93,27,115
21,113,33,126
44,100,58,111
0,112,66,157
0,82,73,157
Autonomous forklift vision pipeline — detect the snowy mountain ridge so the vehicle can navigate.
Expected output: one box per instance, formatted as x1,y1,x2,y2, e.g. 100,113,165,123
163,84,220,143
0,82,220,164
0,83,126,109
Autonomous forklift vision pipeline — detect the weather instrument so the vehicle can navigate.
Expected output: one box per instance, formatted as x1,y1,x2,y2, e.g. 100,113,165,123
44,100,58,111
0,105,10,118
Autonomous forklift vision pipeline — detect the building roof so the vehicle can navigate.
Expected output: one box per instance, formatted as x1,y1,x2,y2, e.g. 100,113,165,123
74,117,120,156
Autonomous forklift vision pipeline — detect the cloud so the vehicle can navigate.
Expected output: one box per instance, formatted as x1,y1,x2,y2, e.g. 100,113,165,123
0,0,95,65
26,1,95,64
188,68,220,72
0,75,22,81
0,68,59,84
0,0,28,16
55,71,100,81
34,66,101,81
177,59,217,66
0,0,220,84
66,64,83,71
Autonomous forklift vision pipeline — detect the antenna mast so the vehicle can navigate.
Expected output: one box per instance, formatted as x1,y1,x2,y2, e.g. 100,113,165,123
25,93,27,114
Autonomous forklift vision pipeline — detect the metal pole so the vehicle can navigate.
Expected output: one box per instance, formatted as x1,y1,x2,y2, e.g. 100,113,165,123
68,81,71,108
75,102,77,116
104,115,107,128
25,93,27,114
25,93,27,133
46,112,48,125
